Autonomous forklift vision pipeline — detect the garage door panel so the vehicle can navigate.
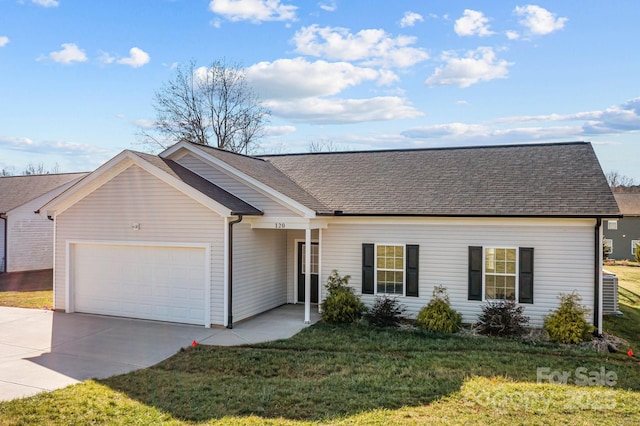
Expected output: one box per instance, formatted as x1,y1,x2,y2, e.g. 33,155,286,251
72,243,207,325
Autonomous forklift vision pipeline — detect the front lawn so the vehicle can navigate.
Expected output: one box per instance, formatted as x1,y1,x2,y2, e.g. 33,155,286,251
1,266,639,425
1,320,639,425
0,290,53,309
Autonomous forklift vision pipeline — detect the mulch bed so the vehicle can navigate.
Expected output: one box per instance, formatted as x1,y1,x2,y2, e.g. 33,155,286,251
0,269,53,292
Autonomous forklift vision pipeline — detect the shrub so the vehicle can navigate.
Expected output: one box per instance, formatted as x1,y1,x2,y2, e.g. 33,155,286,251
476,299,529,337
365,296,406,328
544,292,594,344
416,286,462,333
320,270,366,324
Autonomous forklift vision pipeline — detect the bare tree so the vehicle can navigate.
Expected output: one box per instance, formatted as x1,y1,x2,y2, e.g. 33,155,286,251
606,170,635,192
0,167,13,177
139,59,270,154
22,162,60,175
308,138,349,153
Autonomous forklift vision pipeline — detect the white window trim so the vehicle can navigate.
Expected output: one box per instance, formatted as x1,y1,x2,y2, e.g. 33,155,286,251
374,243,406,297
482,246,519,301
603,238,613,251
632,240,640,256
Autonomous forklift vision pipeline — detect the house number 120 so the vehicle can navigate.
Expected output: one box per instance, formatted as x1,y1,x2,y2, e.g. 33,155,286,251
275,223,286,229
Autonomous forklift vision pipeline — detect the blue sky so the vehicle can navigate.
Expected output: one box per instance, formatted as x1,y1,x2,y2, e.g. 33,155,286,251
1,0,638,181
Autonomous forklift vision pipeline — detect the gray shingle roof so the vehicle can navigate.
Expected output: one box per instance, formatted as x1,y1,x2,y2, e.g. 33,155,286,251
261,142,620,217
613,193,640,216
132,151,262,215
0,173,88,214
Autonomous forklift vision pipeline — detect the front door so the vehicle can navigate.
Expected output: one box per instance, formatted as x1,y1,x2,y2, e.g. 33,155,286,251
297,242,319,303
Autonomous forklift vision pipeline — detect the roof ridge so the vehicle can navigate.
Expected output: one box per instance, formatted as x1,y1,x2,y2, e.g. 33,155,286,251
259,141,590,158
186,141,269,163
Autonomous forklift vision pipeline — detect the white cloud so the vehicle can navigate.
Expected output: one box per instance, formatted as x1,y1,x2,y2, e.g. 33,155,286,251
116,47,150,68
245,57,420,124
0,135,110,156
505,30,520,40
292,25,429,68
266,96,423,124
97,51,115,65
400,11,424,28
318,1,336,12
514,5,567,36
425,47,512,88
246,57,392,100
209,0,297,23
44,43,87,64
131,119,155,129
401,122,581,144
402,98,640,144
31,0,59,7
0,36,9,47
264,125,296,137
454,9,494,37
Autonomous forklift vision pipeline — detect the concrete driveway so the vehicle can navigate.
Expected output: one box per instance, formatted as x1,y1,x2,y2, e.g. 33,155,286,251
0,304,319,401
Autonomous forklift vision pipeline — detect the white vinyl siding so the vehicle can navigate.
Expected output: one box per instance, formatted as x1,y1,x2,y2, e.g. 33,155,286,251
320,217,596,327
232,223,287,322
176,154,300,217
5,182,77,272
54,165,226,325
0,220,5,272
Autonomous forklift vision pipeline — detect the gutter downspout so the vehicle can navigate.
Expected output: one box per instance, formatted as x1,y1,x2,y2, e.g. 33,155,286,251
227,214,243,329
594,218,602,336
0,214,6,273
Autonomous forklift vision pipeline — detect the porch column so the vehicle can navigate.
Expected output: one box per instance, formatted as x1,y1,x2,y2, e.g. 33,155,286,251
304,227,311,324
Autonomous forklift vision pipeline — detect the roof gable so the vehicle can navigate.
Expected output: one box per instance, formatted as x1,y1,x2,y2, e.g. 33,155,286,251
41,150,262,217
262,142,620,217
0,173,88,214
162,142,330,216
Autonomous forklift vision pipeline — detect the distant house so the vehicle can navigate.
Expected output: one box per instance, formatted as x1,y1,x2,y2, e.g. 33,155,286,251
0,173,88,273
40,141,619,334
604,193,640,261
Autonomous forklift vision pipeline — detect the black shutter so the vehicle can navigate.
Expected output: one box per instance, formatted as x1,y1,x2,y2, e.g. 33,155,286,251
406,245,419,297
468,246,483,301
362,243,374,294
519,247,534,304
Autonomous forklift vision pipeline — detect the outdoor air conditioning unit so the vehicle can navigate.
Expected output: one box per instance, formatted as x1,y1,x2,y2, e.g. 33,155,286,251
602,272,622,316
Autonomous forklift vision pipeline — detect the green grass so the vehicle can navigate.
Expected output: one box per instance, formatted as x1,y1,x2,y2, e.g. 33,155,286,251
603,265,640,351
1,268,640,425
0,290,53,309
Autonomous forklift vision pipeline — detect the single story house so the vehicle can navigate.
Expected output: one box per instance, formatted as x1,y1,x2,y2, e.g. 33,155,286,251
40,141,620,333
0,173,87,273
604,193,640,261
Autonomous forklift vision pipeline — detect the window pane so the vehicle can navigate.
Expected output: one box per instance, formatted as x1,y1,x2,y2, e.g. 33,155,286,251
496,249,505,261
506,260,516,274
506,249,516,261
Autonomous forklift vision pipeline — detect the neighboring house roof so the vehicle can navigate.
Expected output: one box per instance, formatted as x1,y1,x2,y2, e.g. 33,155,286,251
132,151,262,215
613,193,640,216
260,142,619,217
0,172,88,214
186,144,333,214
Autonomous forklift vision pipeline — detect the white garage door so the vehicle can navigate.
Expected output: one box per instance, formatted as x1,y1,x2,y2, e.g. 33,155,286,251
72,243,207,325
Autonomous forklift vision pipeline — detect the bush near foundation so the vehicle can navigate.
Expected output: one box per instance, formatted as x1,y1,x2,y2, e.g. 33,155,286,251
544,292,594,344
416,286,462,333
321,270,366,324
476,299,529,337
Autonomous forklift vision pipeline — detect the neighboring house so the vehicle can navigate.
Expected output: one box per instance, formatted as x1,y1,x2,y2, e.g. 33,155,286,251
40,141,620,334
604,193,640,261
0,173,88,273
